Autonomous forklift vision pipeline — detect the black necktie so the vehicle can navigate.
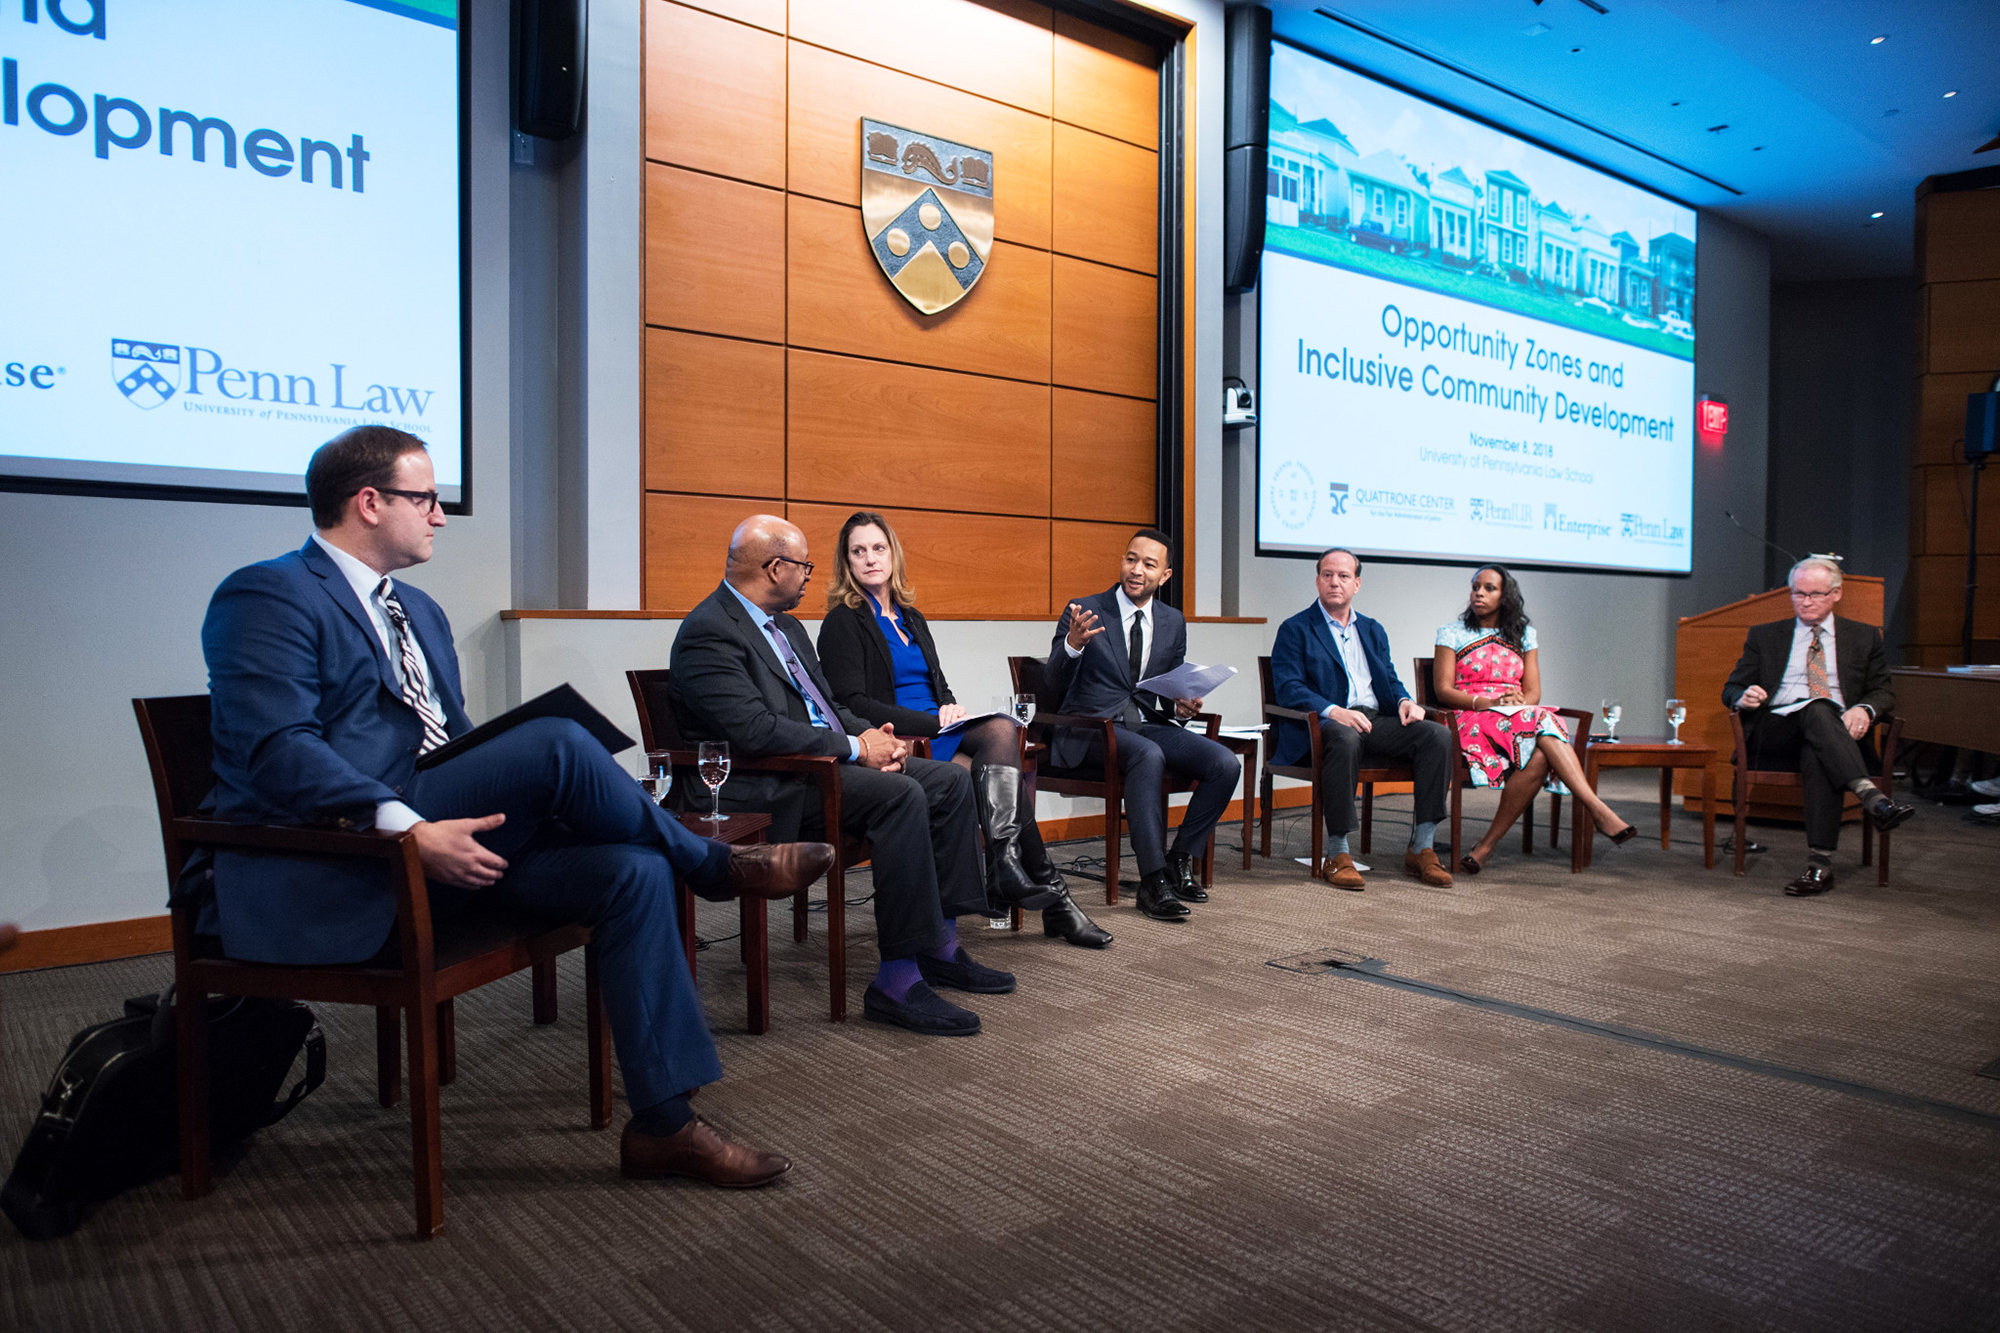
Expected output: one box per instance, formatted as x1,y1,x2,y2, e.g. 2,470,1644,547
1128,612,1144,683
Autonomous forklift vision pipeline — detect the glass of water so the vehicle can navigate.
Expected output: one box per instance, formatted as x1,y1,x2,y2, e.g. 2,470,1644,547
1665,698,1687,744
640,749,674,804
1600,698,1623,742
698,741,730,823
1011,693,1036,726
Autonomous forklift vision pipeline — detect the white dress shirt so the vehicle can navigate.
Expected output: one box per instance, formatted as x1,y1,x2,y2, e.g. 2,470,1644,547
1768,617,1845,716
310,533,445,833
1320,605,1380,713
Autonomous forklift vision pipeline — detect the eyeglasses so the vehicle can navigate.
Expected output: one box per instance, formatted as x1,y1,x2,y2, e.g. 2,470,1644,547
766,555,814,576
378,487,441,514
1790,588,1837,602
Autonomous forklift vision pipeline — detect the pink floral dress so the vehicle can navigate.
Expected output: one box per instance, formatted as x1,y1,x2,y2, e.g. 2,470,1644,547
1434,623,1570,789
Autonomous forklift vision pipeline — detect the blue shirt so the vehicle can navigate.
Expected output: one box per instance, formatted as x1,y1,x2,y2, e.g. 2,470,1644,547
871,594,959,763
723,582,861,763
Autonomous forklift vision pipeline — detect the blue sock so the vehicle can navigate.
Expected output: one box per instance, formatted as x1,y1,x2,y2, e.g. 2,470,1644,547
1328,832,1350,855
928,921,960,962
630,1092,693,1137
1411,821,1438,853
874,958,922,1001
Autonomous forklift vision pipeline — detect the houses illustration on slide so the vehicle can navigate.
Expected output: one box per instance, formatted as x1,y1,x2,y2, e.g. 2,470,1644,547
1265,100,1694,338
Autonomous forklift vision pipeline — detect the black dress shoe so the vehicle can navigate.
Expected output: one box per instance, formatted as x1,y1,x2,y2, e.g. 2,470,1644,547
1864,795,1916,832
1166,853,1209,903
1135,870,1191,921
1042,892,1113,947
1784,865,1834,897
916,946,1016,994
863,981,981,1035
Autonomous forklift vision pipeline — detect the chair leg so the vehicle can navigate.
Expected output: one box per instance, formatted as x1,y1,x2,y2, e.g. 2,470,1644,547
1309,781,1324,878
177,986,213,1200
1011,905,1023,932
1259,771,1274,857
1733,769,1749,877
1523,793,1536,854
741,897,770,1036
404,999,444,1238
1551,793,1562,849
1878,827,1890,886
792,888,808,943
1104,810,1122,907
584,940,612,1128
1240,764,1253,871
1360,782,1374,855
376,1006,401,1108
827,864,847,1023
435,999,457,1088
1449,782,1463,869
532,957,558,1026
1861,814,1874,868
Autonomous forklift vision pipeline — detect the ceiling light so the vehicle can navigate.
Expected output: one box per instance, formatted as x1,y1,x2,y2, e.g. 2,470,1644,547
1945,91,1958,98
1570,46,1583,54
1869,35,1887,45
1871,211,1884,219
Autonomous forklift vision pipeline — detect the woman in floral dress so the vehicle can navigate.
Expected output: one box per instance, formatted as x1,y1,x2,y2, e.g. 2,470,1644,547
1433,564,1636,873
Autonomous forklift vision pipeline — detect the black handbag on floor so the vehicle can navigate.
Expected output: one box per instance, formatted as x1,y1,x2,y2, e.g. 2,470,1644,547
2,988,325,1240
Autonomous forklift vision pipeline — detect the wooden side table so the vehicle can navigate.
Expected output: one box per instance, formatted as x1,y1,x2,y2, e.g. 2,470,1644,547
1580,738,1716,869
677,811,774,1034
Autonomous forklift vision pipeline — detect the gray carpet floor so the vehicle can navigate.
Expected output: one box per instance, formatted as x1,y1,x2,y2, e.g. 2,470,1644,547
4,772,1999,1331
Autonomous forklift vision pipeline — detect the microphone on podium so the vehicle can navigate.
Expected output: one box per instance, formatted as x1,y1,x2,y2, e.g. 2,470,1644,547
1722,509,1800,568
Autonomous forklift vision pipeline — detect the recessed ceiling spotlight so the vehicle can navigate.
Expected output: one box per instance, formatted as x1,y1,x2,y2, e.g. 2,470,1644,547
1706,124,1729,133
1753,146,1765,152
1869,34,1887,45
1670,100,1681,107
1871,211,1884,219
1570,46,1583,54
1945,90,1958,98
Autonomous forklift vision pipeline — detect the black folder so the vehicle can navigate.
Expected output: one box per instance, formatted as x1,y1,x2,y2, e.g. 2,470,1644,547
414,683,636,771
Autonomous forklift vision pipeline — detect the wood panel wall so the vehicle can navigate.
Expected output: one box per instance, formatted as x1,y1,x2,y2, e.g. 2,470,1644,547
1908,184,2000,666
642,0,1164,616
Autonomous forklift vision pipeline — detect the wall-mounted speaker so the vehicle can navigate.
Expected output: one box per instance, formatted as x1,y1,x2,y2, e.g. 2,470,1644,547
1968,392,2000,462
1224,5,1271,292
518,0,587,141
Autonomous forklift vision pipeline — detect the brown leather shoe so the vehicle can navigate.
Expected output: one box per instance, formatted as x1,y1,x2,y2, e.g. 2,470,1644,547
726,842,835,899
1320,852,1365,891
1403,848,1454,887
621,1116,792,1188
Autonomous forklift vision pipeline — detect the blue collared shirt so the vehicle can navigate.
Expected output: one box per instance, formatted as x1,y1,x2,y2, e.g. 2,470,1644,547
724,582,861,762
1320,605,1380,712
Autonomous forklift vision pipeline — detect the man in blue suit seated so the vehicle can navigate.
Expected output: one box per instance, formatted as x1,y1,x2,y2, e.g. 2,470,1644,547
1270,548,1453,890
1045,528,1242,923
198,425,832,1188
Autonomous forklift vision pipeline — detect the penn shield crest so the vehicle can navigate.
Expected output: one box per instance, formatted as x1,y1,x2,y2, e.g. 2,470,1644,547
112,337,181,409
860,119,994,315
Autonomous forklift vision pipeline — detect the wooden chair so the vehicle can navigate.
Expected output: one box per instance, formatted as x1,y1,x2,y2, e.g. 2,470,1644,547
626,669,921,1024
1255,656,1416,878
1007,656,1224,905
1410,658,1592,871
133,695,611,1239
1728,709,1903,882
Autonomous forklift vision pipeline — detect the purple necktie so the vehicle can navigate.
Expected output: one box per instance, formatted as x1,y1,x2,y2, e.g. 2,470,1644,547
764,621,846,736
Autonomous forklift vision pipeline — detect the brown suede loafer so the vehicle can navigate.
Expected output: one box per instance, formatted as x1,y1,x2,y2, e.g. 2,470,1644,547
1320,852,1365,891
1403,848,1454,887
621,1116,792,1188
725,842,835,899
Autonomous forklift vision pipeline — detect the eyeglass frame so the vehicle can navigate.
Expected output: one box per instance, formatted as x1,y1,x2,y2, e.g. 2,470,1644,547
1788,588,1838,602
376,486,442,514
765,555,814,576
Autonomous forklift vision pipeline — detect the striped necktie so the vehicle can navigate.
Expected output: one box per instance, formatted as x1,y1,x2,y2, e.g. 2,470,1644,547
377,578,451,755
1806,626,1831,700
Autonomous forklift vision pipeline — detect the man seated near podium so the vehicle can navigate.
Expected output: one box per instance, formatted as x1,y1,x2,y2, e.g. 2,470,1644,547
1044,528,1241,922
1722,556,1915,896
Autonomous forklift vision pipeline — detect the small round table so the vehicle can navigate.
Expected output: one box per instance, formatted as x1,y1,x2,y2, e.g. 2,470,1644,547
1580,737,1717,869
676,811,774,1033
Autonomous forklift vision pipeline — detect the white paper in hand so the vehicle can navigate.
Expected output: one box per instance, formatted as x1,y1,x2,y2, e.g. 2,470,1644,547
1136,662,1236,701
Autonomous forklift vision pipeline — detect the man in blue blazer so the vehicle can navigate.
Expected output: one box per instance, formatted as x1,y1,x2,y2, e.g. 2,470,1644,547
1045,529,1242,922
198,426,830,1188
1270,548,1453,889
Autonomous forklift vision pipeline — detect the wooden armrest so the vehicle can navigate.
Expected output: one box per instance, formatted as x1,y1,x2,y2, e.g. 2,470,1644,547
737,753,842,778
1264,703,1317,724
1191,712,1223,737
172,819,414,859
1036,711,1117,734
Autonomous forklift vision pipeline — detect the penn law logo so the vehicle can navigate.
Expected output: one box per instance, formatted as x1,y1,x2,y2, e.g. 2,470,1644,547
860,119,994,315
113,338,181,410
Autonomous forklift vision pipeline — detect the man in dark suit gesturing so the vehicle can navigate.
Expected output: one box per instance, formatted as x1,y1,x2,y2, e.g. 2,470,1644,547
1722,556,1914,896
1045,528,1241,922
670,515,1014,1038
201,427,827,1188
1269,548,1453,889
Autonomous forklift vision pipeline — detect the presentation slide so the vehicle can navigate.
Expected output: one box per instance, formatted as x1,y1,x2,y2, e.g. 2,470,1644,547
1257,43,1697,574
0,0,463,502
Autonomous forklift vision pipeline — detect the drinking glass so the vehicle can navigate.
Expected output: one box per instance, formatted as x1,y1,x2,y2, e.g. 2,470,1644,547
640,749,674,805
1665,698,1687,744
698,741,730,824
1012,693,1036,726
1600,698,1623,742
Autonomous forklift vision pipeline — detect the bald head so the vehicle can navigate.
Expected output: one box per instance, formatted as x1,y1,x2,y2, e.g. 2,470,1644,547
726,514,812,613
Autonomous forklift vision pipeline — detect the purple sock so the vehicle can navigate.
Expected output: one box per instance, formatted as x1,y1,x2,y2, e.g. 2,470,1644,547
874,958,922,1001
928,921,960,962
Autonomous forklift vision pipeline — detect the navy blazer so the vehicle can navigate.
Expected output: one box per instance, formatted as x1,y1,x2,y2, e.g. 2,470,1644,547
197,539,472,965
1041,587,1187,769
1268,603,1413,768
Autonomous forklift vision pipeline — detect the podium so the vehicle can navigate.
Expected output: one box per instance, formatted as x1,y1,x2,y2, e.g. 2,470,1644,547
1672,577,1884,820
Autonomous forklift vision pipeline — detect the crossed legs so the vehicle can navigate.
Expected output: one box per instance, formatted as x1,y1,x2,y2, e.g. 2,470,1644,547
1465,734,1632,868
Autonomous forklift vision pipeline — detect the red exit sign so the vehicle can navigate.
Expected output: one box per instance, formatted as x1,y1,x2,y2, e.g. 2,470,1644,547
1698,396,1729,443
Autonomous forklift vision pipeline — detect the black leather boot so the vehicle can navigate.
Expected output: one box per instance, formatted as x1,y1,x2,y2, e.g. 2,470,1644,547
1018,812,1067,892
1135,868,1190,921
1167,852,1208,903
1042,890,1113,947
974,765,1057,910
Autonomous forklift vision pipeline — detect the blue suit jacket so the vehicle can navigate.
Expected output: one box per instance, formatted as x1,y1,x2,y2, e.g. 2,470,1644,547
1269,603,1413,768
1042,587,1187,769
196,539,472,964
